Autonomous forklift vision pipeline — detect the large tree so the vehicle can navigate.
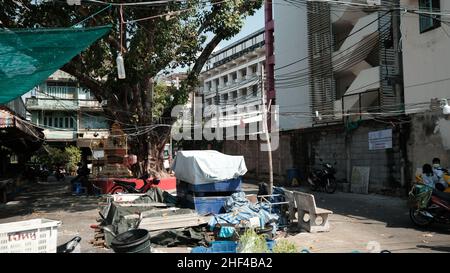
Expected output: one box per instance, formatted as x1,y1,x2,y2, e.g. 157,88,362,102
1,0,263,175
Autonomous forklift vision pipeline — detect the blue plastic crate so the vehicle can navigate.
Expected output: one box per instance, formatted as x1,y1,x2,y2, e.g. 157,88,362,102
190,195,229,215
191,246,210,253
177,177,242,194
210,241,238,253
266,240,275,252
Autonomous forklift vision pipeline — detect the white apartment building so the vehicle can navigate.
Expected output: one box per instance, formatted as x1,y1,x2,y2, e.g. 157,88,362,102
401,0,450,113
199,29,265,135
274,0,403,129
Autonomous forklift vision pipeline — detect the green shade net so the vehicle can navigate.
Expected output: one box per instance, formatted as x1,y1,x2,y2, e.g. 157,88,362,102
0,25,111,104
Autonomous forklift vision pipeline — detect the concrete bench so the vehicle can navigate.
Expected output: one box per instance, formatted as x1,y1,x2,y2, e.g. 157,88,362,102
282,189,297,222
293,191,333,233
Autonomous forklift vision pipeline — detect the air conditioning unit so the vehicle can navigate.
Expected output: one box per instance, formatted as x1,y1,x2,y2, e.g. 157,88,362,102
367,0,381,6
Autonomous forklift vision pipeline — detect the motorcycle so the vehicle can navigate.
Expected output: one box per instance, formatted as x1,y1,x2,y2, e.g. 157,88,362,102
409,184,450,227
307,158,337,194
110,173,161,194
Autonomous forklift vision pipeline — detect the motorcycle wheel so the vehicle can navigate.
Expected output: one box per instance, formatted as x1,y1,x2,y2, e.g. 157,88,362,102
409,208,433,227
110,186,127,194
325,177,337,194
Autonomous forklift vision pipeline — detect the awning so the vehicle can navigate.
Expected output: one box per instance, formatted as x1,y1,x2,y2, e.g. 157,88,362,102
0,25,111,104
0,109,44,152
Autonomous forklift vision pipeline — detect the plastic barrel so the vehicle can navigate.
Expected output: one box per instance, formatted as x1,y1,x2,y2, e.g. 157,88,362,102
111,229,151,253
286,168,300,186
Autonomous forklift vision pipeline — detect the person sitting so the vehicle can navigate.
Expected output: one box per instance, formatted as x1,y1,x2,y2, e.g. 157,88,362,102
421,164,438,190
71,162,90,189
432,158,448,192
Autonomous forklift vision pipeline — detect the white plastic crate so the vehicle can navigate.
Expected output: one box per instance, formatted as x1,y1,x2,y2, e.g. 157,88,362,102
0,219,61,253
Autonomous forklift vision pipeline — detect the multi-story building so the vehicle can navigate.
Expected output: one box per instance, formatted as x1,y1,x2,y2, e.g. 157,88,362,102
400,0,450,175
268,0,413,193
198,28,265,135
25,70,109,160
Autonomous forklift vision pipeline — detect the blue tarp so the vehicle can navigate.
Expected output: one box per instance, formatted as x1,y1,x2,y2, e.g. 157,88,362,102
208,192,279,235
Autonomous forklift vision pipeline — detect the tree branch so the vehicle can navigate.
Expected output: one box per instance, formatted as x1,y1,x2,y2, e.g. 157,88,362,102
190,32,226,78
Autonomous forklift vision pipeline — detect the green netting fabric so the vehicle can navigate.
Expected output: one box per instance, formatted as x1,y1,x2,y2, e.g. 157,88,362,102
0,25,111,104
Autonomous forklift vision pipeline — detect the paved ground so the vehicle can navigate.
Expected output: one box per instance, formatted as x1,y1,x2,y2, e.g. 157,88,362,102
283,187,450,253
0,178,449,253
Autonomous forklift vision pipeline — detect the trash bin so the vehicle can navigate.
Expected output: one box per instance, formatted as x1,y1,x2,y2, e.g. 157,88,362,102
286,168,300,186
111,229,151,253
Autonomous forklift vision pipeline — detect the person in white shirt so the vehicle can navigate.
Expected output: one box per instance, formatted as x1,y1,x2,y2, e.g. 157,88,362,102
422,164,438,189
432,158,447,191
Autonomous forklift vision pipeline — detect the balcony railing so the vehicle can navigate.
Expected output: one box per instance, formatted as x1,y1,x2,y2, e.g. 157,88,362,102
26,97,104,110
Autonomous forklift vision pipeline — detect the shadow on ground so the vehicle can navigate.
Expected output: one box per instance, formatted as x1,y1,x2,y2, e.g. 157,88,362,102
416,244,450,252
0,178,102,219
277,185,450,235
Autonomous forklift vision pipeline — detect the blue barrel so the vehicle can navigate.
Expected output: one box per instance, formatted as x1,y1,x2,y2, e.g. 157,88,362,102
286,168,300,186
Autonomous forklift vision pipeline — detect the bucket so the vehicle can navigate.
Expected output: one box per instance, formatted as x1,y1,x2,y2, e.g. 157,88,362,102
286,168,300,186
111,229,151,253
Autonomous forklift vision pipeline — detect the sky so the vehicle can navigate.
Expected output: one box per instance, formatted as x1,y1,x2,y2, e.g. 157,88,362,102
216,7,264,51
169,7,264,74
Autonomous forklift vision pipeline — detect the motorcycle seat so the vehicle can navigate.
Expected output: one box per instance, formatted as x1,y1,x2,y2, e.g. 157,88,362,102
433,190,450,203
113,180,136,188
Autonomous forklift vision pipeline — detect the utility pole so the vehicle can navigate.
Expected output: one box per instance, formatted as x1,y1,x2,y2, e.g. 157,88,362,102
260,67,273,195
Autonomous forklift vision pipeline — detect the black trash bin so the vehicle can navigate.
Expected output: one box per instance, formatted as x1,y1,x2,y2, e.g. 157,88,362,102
111,229,151,253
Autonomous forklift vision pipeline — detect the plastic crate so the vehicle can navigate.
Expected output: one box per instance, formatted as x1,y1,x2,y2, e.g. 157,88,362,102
183,195,229,215
177,177,242,194
0,219,61,253
210,241,238,253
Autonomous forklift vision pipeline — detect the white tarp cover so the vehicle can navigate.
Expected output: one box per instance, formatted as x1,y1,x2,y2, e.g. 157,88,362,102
172,150,247,184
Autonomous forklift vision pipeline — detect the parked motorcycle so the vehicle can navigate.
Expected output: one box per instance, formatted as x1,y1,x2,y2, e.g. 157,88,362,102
307,158,337,194
110,173,161,194
409,185,450,227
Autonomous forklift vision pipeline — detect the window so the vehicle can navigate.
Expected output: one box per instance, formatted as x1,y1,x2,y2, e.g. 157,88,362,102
252,85,258,97
419,0,441,33
65,117,69,128
43,116,47,126
70,118,74,128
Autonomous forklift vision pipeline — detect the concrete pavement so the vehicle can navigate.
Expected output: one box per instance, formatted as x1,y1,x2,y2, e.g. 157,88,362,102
0,179,449,253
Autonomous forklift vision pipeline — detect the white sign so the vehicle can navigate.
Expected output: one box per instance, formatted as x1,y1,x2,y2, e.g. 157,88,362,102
92,150,105,159
368,129,392,150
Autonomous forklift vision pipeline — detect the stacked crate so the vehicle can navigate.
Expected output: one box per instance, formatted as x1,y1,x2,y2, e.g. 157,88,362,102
177,177,242,215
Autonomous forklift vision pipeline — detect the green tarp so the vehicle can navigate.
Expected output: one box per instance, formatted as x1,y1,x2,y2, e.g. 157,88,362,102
0,25,111,104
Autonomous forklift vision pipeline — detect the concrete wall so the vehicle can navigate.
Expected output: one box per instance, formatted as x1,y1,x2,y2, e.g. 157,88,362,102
401,0,450,113
289,120,405,193
274,4,311,130
406,111,450,179
222,135,293,184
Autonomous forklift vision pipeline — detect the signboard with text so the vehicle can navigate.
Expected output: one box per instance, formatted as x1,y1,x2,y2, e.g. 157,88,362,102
368,129,392,150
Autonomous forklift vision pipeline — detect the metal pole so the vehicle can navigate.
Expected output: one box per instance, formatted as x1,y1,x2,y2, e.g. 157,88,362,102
261,66,273,195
